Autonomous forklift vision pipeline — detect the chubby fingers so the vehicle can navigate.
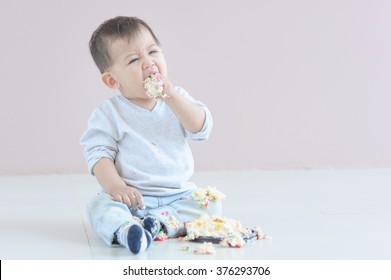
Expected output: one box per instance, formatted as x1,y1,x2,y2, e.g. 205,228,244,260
112,194,124,204
133,192,145,210
113,191,144,210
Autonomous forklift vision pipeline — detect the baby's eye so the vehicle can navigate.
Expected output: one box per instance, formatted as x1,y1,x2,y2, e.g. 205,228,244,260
149,50,158,55
129,58,138,64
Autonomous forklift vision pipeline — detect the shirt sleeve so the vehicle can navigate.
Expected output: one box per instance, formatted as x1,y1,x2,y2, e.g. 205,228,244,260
80,105,119,175
175,86,213,142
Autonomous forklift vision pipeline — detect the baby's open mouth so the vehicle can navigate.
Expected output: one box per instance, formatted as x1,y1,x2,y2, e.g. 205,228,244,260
143,72,167,100
145,70,159,80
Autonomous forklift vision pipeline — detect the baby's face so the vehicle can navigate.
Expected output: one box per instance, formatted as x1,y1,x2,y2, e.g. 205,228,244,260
106,27,167,100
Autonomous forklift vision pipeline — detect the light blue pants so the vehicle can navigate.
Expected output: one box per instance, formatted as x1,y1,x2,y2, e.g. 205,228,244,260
86,189,223,246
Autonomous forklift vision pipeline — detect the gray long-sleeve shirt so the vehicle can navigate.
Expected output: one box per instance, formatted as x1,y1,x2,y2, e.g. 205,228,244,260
80,86,212,196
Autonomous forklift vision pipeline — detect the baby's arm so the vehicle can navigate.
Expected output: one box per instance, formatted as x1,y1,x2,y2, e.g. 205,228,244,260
163,80,206,133
93,158,144,210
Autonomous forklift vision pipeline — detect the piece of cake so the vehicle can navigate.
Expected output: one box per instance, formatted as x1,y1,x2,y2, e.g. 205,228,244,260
184,214,265,248
143,72,167,100
193,242,216,254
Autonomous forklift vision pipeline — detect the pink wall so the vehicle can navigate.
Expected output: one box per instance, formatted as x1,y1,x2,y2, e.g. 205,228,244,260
1,0,390,175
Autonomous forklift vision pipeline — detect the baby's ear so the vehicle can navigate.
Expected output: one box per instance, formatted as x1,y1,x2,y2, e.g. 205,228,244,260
102,72,119,89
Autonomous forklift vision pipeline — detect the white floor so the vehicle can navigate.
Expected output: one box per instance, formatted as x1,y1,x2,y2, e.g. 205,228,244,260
1,169,390,260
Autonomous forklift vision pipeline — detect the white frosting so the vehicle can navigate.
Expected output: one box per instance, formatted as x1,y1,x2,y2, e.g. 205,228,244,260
143,72,167,100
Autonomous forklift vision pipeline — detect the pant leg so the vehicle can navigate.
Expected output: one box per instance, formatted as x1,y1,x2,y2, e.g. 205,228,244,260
146,190,223,238
86,192,133,246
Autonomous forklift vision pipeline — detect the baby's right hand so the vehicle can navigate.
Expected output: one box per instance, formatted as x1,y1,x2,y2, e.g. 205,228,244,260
109,185,145,210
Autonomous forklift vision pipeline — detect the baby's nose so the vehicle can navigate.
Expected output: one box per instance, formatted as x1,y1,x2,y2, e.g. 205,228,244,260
142,56,155,69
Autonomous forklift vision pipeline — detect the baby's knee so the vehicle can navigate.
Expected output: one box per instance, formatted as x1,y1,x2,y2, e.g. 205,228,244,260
86,192,129,220
87,192,112,209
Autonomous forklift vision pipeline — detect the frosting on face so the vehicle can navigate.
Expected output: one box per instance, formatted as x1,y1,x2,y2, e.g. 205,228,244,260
143,72,167,99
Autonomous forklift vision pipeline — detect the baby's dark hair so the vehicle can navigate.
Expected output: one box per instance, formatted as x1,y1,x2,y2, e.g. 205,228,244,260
89,16,160,73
